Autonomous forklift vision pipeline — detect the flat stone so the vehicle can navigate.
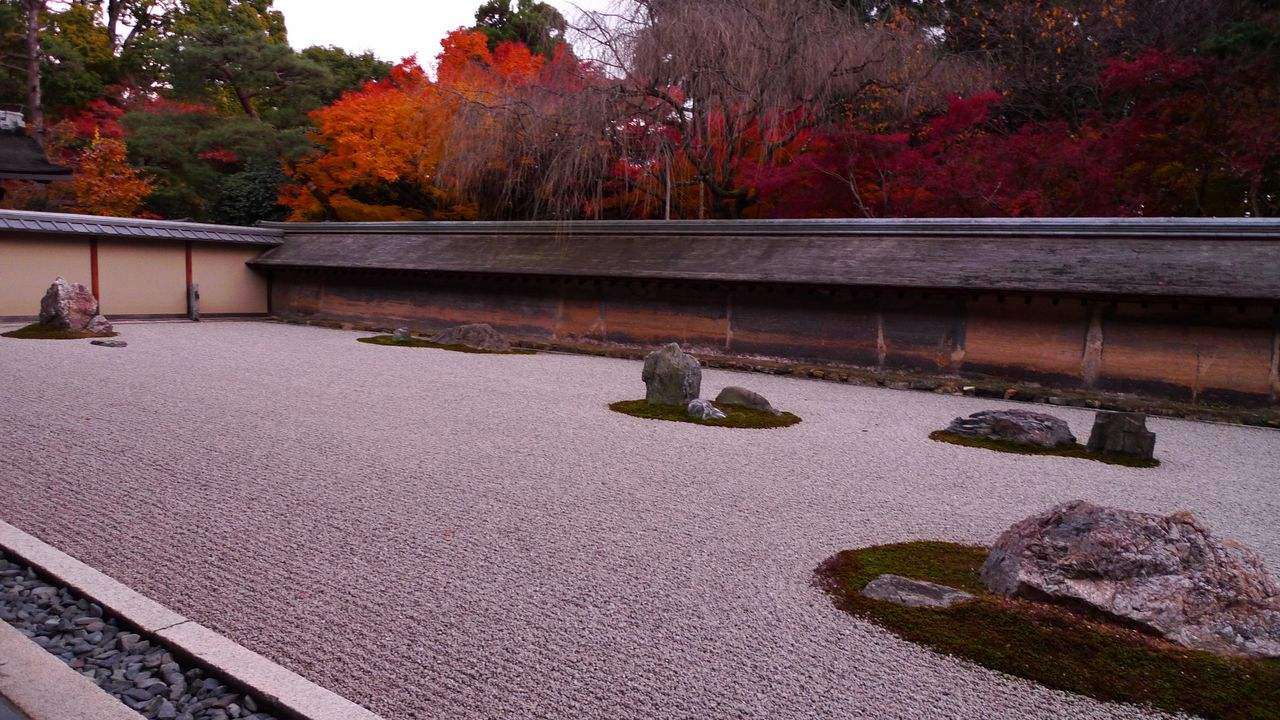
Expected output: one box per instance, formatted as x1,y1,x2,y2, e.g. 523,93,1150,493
686,399,726,421
91,340,127,348
982,500,1280,658
714,387,778,415
1086,411,1156,460
861,574,975,609
945,409,1075,448
641,343,701,406
429,323,510,352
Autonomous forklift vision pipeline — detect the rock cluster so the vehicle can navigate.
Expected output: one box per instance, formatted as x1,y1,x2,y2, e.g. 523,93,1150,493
39,277,113,335
642,343,702,406
431,323,511,352
686,399,726,421
715,386,780,415
0,554,278,720
946,409,1075,448
861,574,975,609
1087,411,1157,460
982,501,1280,658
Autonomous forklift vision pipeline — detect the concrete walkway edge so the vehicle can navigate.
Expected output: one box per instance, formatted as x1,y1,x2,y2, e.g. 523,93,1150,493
0,520,384,720
0,620,145,720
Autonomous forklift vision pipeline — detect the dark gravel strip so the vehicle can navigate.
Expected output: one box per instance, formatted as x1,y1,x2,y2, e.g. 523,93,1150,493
0,552,278,720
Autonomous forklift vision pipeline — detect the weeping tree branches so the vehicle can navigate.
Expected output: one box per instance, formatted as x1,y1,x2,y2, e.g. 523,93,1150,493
441,0,986,219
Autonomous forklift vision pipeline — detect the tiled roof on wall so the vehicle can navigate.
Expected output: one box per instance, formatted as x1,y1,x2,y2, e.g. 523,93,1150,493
0,209,283,246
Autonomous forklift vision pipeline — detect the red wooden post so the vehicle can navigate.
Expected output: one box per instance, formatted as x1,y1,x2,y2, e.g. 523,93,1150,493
89,239,100,300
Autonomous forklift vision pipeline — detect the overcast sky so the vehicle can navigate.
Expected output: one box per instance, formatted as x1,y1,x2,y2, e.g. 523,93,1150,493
273,1,615,65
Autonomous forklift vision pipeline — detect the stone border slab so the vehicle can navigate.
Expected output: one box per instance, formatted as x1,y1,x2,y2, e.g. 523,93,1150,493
0,620,144,720
0,523,186,633
0,520,383,720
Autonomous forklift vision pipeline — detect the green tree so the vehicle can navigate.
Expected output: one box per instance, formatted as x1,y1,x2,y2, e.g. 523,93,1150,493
122,102,309,221
474,0,567,58
301,45,392,101
165,0,331,123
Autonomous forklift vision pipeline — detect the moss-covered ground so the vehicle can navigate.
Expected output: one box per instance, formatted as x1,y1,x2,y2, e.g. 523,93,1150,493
815,542,1280,720
1,323,119,340
929,430,1159,468
358,334,535,355
609,399,802,429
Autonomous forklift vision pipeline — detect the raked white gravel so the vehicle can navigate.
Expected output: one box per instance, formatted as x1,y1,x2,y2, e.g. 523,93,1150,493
3,320,1276,720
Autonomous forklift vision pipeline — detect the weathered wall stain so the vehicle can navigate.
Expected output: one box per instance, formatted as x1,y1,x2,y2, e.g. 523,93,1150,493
268,268,1279,407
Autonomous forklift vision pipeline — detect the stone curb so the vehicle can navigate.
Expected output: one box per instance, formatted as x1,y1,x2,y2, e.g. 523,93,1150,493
0,620,145,720
0,521,383,720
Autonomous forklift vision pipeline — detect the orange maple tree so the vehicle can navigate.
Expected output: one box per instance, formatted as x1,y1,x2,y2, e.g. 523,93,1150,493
280,30,549,221
66,133,153,217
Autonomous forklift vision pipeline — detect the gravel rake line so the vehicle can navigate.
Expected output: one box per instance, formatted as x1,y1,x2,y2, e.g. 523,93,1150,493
0,552,278,720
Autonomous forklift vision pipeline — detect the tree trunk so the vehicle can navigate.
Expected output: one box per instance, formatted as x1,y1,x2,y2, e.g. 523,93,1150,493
232,85,260,119
106,0,122,52
23,0,43,145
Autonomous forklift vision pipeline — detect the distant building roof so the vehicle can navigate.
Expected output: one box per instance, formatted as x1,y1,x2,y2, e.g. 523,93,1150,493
0,209,283,246
0,126,71,183
252,218,1280,300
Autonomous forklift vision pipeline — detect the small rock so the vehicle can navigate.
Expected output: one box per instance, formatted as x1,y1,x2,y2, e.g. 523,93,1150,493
686,399,726,421
945,409,1075,448
86,315,114,335
156,699,178,720
1086,411,1156,460
714,386,779,415
641,343,701,406
861,574,975,609
391,327,411,341
90,339,127,348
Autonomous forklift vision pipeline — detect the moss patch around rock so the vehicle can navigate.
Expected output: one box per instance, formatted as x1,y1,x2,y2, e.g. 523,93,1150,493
1,323,119,340
815,542,1280,720
609,399,802,429
357,335,535,355
929,430,1159,468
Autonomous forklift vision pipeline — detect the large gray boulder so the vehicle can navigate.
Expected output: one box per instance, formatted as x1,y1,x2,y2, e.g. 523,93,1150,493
862,574,975,609
642,343,701,406
715,386,779,415
39,277,110,333
430,323,510,352
946,409,1075,448
1087,411,1156,460
982,500,1280,658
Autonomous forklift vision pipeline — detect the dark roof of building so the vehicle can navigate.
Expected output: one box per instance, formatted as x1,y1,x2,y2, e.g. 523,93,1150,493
0,209,284,246
0,129,71,182
252,218,1280,300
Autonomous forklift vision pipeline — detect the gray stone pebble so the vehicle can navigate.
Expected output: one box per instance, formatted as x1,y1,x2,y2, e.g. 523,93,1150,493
0,552,279,720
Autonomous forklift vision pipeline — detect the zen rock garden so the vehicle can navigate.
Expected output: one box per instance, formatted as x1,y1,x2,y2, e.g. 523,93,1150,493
359,322,525,354
5,315,1277,720
2,277,117,341
820,499,1280,719
611,342,801,428
932,407,1160,467
852,500,1280,658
